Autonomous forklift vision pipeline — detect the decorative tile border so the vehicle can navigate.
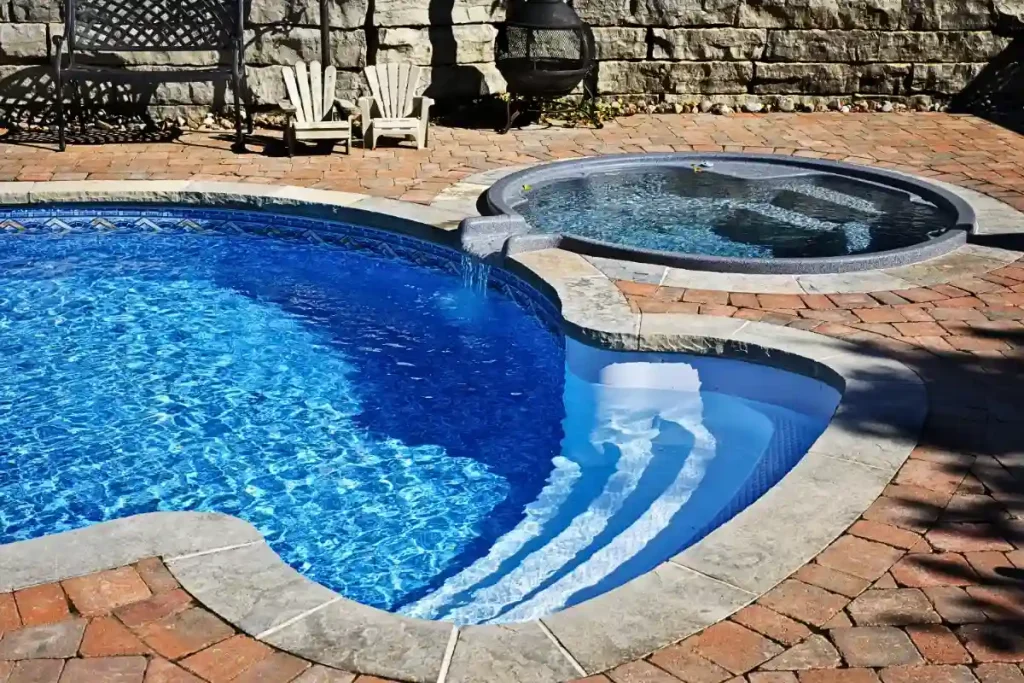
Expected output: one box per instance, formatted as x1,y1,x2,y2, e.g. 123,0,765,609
0,182,927,683
0,184,567,340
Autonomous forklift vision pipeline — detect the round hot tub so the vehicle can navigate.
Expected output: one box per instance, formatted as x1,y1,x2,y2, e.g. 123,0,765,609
473,153,977,274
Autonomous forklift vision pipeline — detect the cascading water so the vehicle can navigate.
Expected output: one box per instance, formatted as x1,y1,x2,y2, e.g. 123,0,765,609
460,254,491,293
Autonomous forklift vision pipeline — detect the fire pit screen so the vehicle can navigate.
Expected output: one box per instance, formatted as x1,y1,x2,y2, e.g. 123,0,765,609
494,0,601,132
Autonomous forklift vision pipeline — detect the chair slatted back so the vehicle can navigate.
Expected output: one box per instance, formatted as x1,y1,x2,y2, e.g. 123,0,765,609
282,61,338,124
364,64,422,118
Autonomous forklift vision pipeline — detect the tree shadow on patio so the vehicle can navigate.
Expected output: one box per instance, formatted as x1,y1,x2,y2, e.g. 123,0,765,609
0,0,263,150
0,66,182,149
827,323,1024,655
950,35,1024,135
971,232,1024,254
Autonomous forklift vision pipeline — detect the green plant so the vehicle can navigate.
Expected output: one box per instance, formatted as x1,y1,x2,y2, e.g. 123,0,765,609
537,96,612,128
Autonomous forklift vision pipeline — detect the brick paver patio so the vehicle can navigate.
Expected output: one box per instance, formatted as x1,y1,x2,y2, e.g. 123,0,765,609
1,113,1023,682
0,558,365,682
4,113,1024,213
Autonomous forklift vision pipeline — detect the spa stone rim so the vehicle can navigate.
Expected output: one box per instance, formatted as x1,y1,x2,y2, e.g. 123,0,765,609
479,152,977,275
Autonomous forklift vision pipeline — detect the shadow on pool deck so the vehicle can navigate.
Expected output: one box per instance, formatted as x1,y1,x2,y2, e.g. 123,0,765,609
831,325,1024,654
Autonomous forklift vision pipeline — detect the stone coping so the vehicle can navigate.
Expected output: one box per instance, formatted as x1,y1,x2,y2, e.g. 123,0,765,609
0,179,469,239
0,181,927,683
445,163,1024,294
481,152,977,276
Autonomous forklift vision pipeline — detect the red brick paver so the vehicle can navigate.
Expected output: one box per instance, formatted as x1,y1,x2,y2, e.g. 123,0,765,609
180,635,273,683
732,605,814,646
63,568,152,617
12,585,69,628
905,625,972,665
0,594,20,635
134,608,234,661
135,559,180,596
0,560,359,682
115,591,193,630
79,617,151,657
144,658,204,683
691,622,784,674
759,580,850,627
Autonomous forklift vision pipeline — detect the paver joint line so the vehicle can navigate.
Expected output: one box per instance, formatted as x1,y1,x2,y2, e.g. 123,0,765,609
537,619,588,678
435,625,459,683
818,452,895,473
254,597,344,641
665,559,758,596
164,540,264,563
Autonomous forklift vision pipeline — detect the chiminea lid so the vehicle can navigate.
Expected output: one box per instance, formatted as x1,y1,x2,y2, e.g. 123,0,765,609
504,0,584,30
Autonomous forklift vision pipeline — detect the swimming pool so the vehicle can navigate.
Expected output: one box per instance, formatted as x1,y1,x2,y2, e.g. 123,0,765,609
468,153,975,274
0,206,840,624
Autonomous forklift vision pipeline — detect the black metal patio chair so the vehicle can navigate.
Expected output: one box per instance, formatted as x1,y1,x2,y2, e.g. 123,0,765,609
53,0,252,152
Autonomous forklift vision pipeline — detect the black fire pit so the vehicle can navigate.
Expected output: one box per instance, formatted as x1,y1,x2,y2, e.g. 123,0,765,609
494,0,601,133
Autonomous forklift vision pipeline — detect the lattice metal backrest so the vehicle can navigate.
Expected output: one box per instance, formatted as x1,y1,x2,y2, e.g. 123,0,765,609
496,25,588,64
364,64,422,119
69,0,240,51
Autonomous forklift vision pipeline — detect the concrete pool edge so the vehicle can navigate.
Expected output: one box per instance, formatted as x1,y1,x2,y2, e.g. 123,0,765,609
0,183,927,683
475,152,977,276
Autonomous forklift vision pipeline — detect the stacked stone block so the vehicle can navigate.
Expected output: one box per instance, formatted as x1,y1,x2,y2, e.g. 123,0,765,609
0,0,1019,118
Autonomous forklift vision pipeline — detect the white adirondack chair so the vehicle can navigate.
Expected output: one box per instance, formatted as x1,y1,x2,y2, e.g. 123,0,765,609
358,64,433,150
281,61,354,156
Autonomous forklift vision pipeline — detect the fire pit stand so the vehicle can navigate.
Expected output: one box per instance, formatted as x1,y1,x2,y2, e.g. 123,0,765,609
494,0,601,133
499,83,602,134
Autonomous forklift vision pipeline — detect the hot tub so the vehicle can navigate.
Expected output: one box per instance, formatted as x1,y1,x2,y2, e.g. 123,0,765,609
461,153,976,275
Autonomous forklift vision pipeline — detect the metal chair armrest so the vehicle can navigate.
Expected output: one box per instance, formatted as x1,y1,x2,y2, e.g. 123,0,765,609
52,35,65,68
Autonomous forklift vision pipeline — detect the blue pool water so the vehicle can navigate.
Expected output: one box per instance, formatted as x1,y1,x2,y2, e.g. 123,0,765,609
517,167,955,259
0,207,841,624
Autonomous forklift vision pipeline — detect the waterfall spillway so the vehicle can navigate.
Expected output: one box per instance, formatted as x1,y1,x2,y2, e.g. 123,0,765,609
460,255,491,293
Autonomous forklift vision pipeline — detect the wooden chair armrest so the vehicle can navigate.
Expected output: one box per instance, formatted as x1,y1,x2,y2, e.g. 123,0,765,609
279,100,297,113
358,96,376,117
414,96,434,118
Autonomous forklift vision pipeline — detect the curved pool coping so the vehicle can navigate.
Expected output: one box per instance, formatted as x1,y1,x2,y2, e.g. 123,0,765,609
0,181,927,683
476,152,976,275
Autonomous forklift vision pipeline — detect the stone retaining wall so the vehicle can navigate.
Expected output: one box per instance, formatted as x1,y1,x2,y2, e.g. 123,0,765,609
0,0,1021,120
